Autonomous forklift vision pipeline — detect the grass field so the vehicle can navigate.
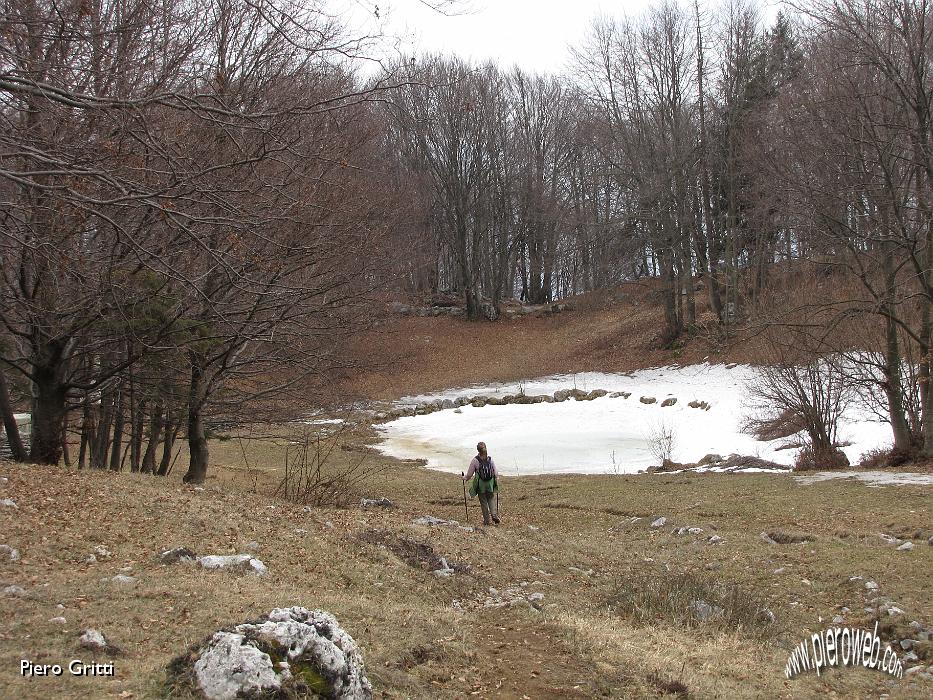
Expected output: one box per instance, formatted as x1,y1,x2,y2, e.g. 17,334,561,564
1,423,931,699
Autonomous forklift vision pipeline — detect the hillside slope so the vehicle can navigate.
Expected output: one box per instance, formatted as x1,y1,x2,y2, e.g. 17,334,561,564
1,457,931,699
341,283,743,402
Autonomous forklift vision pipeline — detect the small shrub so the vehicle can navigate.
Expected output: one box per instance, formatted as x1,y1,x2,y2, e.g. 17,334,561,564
858,446,911,468
646,419,677,464
607,570,773,635
793,444,849,471
275,427,382,507
858,447,890,469
747,353,853,471
648,671,690,698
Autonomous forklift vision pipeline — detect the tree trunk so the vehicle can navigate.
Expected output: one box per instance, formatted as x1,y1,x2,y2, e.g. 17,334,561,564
61,415,71,468
156,420,179,477
78,397,91,469
93,389,113,469
0,370,27,461
182,360,209,483
141,402,164,474
109,388,124,471
130,397,145,473
30,362,67,465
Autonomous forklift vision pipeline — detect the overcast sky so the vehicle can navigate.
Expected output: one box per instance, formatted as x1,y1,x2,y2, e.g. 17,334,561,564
333,0,782,75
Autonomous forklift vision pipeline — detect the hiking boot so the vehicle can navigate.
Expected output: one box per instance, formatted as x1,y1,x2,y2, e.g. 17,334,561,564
492,515,501,525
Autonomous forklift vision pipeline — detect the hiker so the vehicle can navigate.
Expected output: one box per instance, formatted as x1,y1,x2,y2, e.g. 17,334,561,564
463,441,500,526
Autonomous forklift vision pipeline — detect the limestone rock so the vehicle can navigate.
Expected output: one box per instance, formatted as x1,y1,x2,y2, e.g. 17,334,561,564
650,517,667,529
175,607,372,700
0,498,16,508
693,600,724,621
0,544,20,561
79,628,116,653
411,516,459,527
757,608,777,624
3,585,25,597
160,547,198,564
198,554,267,575
897,542,914,551
360,497,394,509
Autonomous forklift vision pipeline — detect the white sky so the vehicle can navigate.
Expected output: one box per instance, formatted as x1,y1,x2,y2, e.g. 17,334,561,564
333,0,783,75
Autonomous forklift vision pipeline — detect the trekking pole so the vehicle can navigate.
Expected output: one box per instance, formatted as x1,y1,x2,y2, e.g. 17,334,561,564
461,471,468,521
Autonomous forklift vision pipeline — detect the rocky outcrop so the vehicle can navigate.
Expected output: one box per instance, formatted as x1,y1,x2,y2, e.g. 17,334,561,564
647,453,789,474
170,607,372,700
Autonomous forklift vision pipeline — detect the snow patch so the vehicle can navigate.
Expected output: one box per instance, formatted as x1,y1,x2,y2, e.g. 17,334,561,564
793,471,933,487
375,363,891,475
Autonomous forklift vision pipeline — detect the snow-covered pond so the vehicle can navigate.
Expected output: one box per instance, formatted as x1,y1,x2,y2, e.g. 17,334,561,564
374,363,892,476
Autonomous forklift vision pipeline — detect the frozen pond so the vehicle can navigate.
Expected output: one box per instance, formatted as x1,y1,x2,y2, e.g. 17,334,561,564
374,363,892,476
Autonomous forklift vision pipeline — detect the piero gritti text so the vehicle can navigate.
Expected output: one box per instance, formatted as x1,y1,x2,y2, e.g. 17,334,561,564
20,659,115,677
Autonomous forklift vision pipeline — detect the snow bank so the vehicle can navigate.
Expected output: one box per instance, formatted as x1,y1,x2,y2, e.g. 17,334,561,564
794,471,933,487
375,363,892,475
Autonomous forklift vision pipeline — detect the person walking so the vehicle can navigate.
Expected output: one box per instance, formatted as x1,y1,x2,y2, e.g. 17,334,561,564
463,441,500,526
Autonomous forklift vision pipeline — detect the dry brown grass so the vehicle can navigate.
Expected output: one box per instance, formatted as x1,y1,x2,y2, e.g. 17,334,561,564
2,430,932,699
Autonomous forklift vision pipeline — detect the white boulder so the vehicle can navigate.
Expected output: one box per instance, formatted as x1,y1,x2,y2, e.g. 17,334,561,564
79,629,109,650
185,607,372,700
197,554,267,575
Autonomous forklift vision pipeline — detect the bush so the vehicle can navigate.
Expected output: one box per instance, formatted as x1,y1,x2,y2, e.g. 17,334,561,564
793,444,850,471
857,446,911,469
747,356,853,471
275,427,382,507
646,418,677,464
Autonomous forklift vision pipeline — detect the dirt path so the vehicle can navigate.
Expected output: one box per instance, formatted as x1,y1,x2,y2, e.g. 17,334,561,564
417,616,605,699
